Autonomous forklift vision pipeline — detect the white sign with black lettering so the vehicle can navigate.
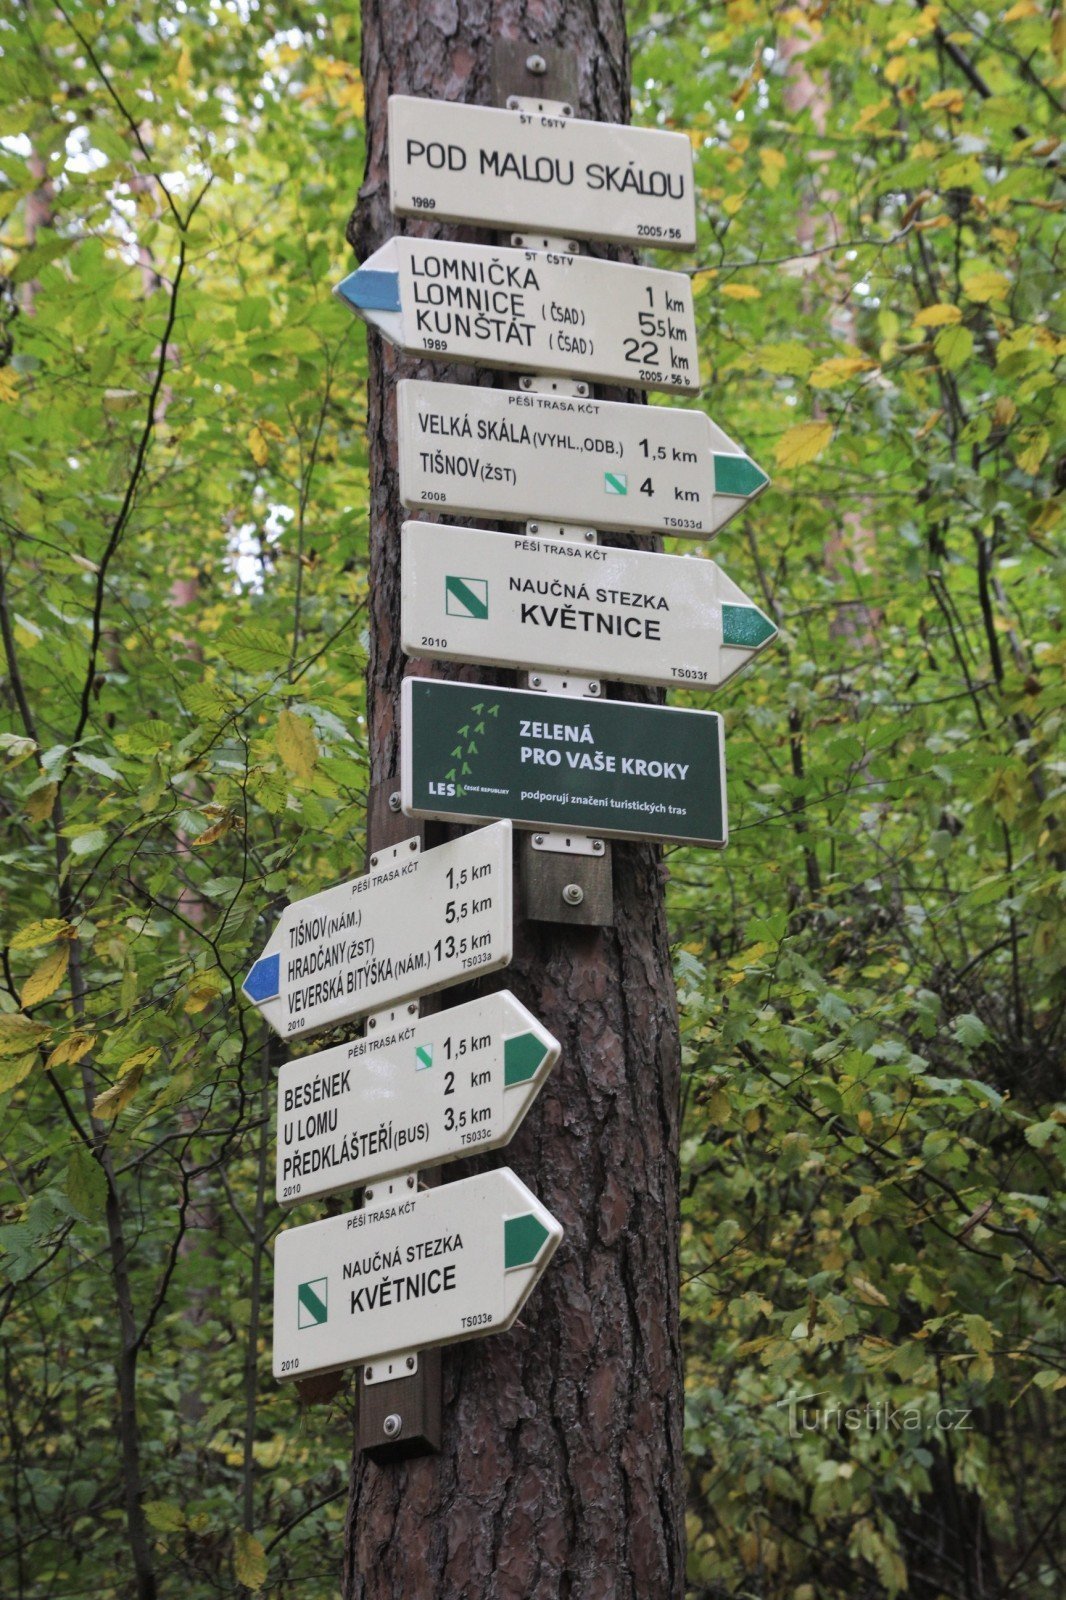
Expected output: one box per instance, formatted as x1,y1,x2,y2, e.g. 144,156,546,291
335,238,699,394
273,1168,562,1381
401,521,777,690
397,379,769,539
276,991,559,1205
388,95,696,249
242,823,513,1040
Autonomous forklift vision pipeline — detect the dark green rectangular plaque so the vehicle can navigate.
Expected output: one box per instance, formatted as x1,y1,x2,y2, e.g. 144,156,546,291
400,678,727,848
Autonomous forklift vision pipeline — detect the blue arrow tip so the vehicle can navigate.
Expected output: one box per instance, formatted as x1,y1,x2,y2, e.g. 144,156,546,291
336,268,401,314
244,952,280,1004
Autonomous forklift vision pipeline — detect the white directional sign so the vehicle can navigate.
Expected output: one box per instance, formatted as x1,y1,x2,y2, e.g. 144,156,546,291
398,379,768,539
336,238,699,394
243,822,513,1040
276,991,559,1205
401,520,776,690
273,1167,562,1381
389,95,696,249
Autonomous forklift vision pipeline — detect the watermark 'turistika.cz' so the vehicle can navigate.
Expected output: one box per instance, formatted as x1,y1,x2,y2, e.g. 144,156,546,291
780,1393,974,1439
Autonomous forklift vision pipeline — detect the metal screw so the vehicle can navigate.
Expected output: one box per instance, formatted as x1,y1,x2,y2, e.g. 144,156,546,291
383,1413,403,1438
389,791,401,812
526,52,547,74
409,839,417,851
520,375,532,389
576,383,588,396
365,1367,373,1381
370,854,378,868
568,241,579,252
407,1175,415,1188
367,1017,376,1030
529,522,539,534
587,682,600,695
406,1355,416,1370
507,95,520,109
584,530,596,542
561,104,573,117
562,883,584,906
408,1001,417,1014
531,674,542,687
533,834,545,846
365,1188,374,1201
592,839,604,853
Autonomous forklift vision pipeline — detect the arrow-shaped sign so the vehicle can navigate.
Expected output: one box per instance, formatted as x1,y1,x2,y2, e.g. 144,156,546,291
243,822,513,1039
276,991,560,1205
273,1167,563,1380
335,238,700,394
400,521,776,690
398,379,768,539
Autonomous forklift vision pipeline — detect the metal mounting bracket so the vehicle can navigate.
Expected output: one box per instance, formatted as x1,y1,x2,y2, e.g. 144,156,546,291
511,232,583,255
518,373,589,399
504,94,573,118
369,834,421,872
524,520,598,545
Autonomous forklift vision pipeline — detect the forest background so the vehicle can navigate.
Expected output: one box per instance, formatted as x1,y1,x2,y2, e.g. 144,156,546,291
0,1,1062,1596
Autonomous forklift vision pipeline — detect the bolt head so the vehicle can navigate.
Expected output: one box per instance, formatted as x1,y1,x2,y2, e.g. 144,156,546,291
388,791,401,812
409,839,417,851
383,1413,403,1437
526,52,547,74
592,839,604,853
529,523,539,534
406,1355,416,1370
562,883,584,906
588,682,599,695
365,1367,373,1381
407,1175,415,1188
408,1001,417,1014
533,834,544,846
370,854,378,868
584,530,596,542
531,675,542,687
365,1188,374,1200
561,104,573,117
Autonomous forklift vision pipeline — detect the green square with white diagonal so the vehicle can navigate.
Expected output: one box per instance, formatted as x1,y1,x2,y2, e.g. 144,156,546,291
445,575,489,620
297,1277,328,1328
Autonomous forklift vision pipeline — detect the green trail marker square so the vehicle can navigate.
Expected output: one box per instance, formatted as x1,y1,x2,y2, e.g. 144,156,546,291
297,1277,328,1328
445,575,489,620
604,471,628,495
415,1043,434,1070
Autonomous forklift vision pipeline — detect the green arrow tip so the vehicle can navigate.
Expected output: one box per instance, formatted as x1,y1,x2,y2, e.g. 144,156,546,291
721,603,777,649
713,454,769,497
504,1032,549,1087
504,1212,551,1269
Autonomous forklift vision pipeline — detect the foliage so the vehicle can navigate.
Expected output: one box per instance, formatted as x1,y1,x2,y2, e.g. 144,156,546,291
0,1,1062,1598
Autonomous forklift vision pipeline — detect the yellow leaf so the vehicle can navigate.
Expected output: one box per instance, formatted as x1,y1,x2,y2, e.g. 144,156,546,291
234,1530,268,1591
45,1030,96,1069
0,1014,50,1057
1014,428,1049,474
26,782,57,823
722,193,745,216
1003,0,1039,18
0,369,18,403
775,420,833,468
93,1048,158,1119
962,266,1010,303
176,44,192,88
853,97,891,132
992,395,1016,427
687,128,705,151
192,815,235,847
277,709,318,783
0,1052,37,1093
9,919,73,953
759,148,786,189
247,426,269,468
719,282,760,300
21,944,69,1008
808,356,877,389
852,1276,890,1307
883,55,911,86
924,88,965,115
691,270,716,296
914,408,943,441
913,303,962,327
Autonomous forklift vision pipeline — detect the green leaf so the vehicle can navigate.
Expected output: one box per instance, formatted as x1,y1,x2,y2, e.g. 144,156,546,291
66,1145,108,1218
934,325,974,371
234,1530,268,1591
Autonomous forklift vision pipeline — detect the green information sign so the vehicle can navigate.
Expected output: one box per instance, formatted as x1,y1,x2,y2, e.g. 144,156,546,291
400,678,727,848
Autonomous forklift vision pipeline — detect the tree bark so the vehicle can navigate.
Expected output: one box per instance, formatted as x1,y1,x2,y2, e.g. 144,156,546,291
343,4,685,1595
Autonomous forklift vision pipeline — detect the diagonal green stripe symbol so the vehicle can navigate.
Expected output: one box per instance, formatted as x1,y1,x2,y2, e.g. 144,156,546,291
721,603,777,649
504,1212,550,1269
298,1278,328,1327
415,1044,433,1070
604,471,628,495
445,575,489,619
713,454,769,497
504,1032,548,1087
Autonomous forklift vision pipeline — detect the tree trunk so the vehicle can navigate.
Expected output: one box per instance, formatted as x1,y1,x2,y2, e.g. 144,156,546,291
343,5,685,1595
